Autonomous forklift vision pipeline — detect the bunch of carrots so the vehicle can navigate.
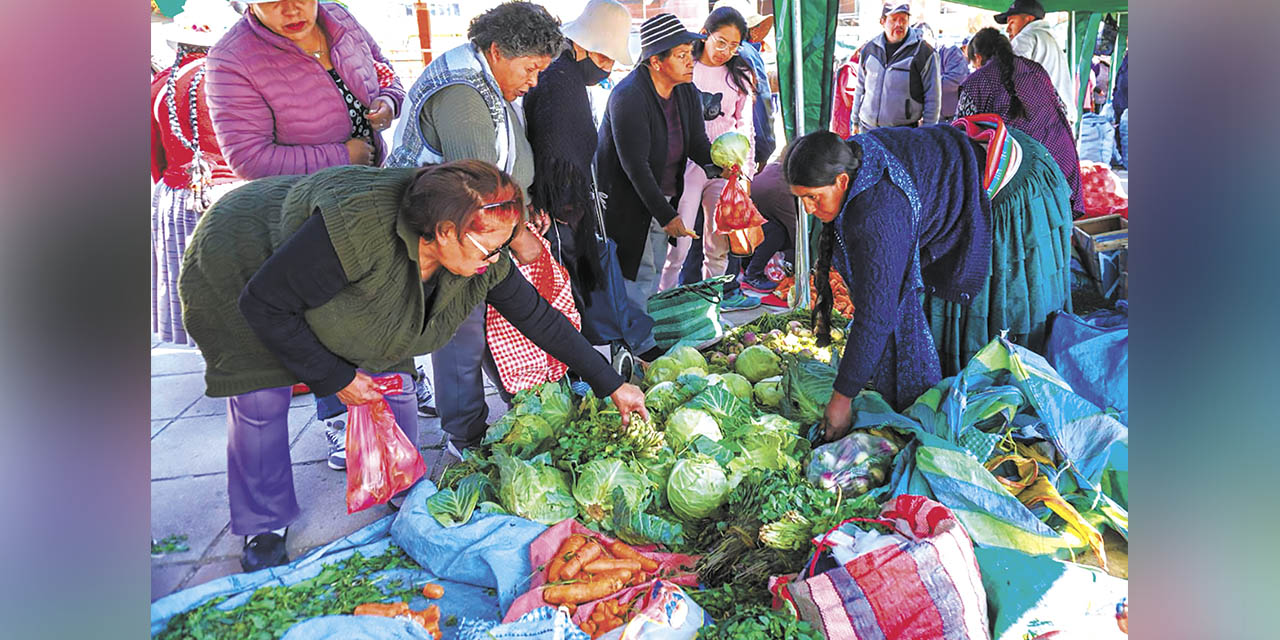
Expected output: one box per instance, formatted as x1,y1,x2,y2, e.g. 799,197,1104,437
541,534,661,638
774,270,854,317
353,600,442,639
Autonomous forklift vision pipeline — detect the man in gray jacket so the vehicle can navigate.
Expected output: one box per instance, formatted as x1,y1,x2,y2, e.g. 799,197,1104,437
851,4,941,133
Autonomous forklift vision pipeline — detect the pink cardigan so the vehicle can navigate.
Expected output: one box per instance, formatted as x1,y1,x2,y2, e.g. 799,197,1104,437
205,4,404,179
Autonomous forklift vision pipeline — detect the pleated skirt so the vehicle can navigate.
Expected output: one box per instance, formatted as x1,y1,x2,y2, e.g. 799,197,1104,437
924,129,1075,376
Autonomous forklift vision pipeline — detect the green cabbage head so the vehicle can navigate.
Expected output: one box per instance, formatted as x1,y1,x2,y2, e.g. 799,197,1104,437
646,356,682,387
665,407,722,449
717,372,754,402
736,345,783,382
667,345,708,371
493,451,577,525
710,131,752,170
572,458,650,523
753,378,783,408
667,454,731,520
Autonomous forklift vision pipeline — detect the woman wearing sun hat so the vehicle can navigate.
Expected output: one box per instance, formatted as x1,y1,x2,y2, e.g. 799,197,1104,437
595,13,716,319
150,0,242,345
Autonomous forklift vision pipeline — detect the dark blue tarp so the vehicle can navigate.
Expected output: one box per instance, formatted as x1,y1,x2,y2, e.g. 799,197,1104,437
1045,301,1128,424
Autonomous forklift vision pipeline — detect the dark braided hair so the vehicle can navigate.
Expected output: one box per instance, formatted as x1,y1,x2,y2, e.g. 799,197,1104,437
967,27,1026,120
691,7,756,96
781,132,863,347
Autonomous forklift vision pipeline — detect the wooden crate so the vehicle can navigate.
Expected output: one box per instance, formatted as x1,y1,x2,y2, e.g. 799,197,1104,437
1073,215,1128,296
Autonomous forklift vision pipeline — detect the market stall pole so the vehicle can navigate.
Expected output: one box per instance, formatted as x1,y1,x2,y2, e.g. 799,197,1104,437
790,0,810,311
414,1,433,66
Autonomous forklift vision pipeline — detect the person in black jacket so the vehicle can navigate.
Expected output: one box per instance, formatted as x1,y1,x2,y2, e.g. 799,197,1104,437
595,13,714,317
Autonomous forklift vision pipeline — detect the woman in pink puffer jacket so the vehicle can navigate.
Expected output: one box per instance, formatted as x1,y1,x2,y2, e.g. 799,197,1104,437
205,0,404,179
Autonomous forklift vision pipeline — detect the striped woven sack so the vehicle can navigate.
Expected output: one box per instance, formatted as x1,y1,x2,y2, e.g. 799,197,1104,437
645,275,735,351
779,495,990,640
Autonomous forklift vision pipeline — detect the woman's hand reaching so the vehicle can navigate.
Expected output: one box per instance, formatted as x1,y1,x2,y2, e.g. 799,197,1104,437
337,371,385,406
610,383,649,426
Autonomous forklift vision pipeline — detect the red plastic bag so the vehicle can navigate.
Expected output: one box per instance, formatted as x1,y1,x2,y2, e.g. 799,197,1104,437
713,167,768,231
1079,161,1129,219
345,375,427,513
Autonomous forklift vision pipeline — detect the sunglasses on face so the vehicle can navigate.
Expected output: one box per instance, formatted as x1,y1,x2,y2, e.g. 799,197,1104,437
466,223,519,260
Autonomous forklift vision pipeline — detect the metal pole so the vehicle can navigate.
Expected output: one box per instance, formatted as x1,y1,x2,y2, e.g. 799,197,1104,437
791,0,811,311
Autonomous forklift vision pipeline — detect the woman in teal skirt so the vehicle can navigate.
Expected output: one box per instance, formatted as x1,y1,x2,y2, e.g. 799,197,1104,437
924,124,1074,375
783,117,1072,440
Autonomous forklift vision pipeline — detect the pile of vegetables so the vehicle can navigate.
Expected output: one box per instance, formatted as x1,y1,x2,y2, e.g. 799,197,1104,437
774,270,855,318
538,533,669,638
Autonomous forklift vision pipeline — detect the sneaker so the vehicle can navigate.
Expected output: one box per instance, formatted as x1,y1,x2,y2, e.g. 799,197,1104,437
610,345,635,381
241,530,289,572
759,292,789,308
720,292,762,311
740,275,778,294
415,366,438,417
324,421,346,471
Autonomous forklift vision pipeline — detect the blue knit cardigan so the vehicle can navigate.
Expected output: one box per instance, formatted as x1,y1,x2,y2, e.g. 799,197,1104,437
831,124,992,398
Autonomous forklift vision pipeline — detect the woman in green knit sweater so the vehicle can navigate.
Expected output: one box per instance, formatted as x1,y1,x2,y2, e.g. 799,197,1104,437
179,160,646,572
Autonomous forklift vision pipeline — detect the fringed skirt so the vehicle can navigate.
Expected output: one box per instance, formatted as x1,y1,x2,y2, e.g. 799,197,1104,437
924,129,1074,376
151,181,238,345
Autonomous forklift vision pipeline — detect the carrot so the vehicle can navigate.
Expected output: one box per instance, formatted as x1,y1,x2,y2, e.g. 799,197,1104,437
583,558,642,574
543,572,629,605
607,542,660,571
580,620,597,636
560,540,604,579
421,583,444,599
354,602,409,617
591,609,606,623
547,535,588,582
597,614,624,634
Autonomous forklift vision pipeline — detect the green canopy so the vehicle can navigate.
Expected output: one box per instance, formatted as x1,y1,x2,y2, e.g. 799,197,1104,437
942,0,1127,11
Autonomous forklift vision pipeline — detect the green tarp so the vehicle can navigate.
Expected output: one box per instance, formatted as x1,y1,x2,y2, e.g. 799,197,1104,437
774,0,839,141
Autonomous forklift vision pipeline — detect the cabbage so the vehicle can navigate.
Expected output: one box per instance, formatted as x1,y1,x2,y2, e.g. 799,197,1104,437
538,383,574,430
644,381,687,417
718,373,753,402
572,458,650,523
735,345,782,382
710,131,752,170
667,345,707,371
665,407,722,449
646,356,682,387
667,454,730,520
753,378,783,408
752,413,801,437
493,451,577,524
499,413,553,458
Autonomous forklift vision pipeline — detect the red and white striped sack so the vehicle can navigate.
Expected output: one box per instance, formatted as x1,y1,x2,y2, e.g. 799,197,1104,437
774,495,990,640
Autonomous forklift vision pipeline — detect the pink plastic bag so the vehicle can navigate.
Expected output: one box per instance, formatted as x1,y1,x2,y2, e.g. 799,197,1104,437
1079,161,1129,219
503,518,700,626
345,375,427,514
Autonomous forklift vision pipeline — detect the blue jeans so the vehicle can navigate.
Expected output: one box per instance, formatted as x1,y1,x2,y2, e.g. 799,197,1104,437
680,206,742,295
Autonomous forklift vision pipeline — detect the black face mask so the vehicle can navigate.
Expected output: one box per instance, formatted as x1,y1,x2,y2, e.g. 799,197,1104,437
577,54,610,86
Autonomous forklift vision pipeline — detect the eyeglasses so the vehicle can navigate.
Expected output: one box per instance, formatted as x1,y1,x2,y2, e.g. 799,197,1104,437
707,33,741,53
466,223,520,260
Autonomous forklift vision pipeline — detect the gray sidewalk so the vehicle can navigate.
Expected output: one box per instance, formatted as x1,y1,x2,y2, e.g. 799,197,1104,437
149,338,510,602
149,305,770,602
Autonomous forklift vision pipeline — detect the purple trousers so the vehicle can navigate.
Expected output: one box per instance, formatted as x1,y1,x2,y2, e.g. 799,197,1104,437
226,372,418,535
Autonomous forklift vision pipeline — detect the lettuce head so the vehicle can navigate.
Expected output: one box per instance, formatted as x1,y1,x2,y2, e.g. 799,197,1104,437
665,407,722,449
667,454,731,520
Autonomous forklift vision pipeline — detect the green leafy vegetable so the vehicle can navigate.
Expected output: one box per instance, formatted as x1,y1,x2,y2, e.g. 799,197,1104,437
538,382,574,430
665,407,722,449
758,510,813,550
157,547,423,640
780,356,837,424
685,380,753,431
710,131,752,170
698,605,823,640
690,435,736,468
716,372,754,402
735,345,783,382
667,454,730,521
753,377,783,409
667,345,708,371
493,450,577,525
151,534,189,555
572,458,651,523
425,473,492,527
611,486,686,547
645,356,682,387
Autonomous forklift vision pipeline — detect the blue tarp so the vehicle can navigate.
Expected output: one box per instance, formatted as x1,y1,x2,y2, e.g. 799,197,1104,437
845,335,1128,557
151,480,543,639
1045,301,1128,424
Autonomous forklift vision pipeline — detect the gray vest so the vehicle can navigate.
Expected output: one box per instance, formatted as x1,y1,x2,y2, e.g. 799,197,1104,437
858,32,929,129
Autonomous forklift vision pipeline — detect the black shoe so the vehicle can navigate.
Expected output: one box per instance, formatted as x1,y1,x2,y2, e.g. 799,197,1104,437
241,531,289,572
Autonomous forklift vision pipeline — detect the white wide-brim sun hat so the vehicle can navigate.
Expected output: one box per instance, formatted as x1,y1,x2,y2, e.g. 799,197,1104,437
561,0,635,66
163,0,243,48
